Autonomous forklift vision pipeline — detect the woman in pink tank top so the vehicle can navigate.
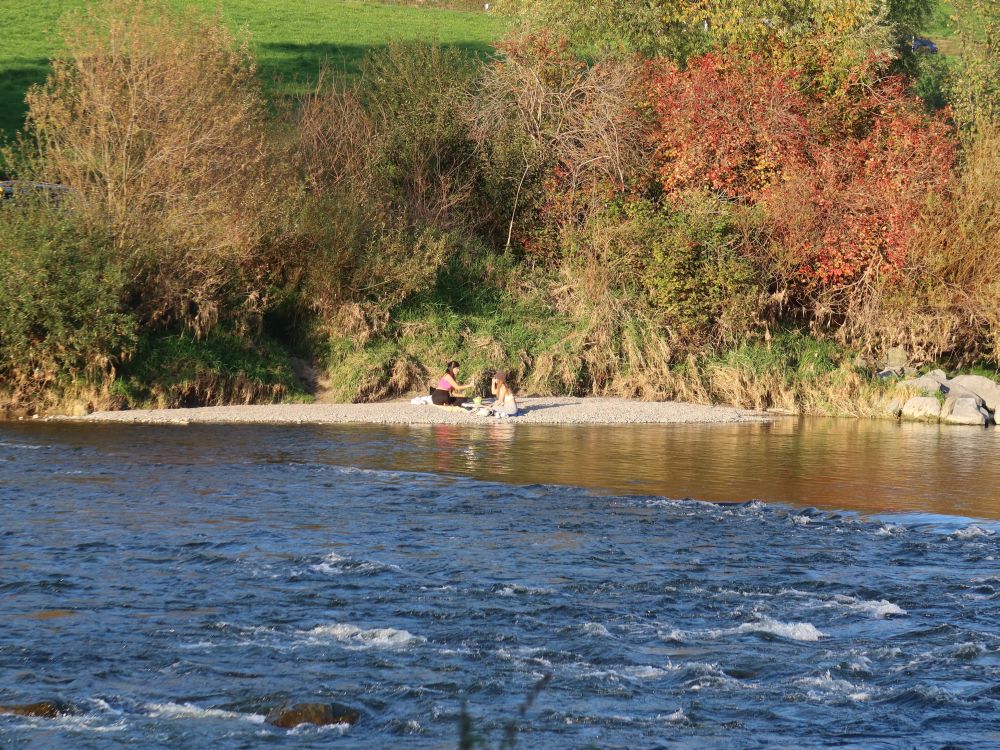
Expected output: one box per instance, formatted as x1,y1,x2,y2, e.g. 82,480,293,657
431,360,474,406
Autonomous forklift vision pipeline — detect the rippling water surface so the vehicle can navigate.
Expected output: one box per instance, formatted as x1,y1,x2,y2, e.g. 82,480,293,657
2,421,999,748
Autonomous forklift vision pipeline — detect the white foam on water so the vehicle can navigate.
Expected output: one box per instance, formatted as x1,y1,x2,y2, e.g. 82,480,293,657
310,550,401,576
581,622,612,637
145,702,265,724
791,515,812,526
952,525,995,540
494,646,554,668
0,441,43,450
948,641,987,659
496,583,553,597
831,595,907,619
287,721,352,736
796,671,869,701
178,640,218,650
303,623,425,649
734,617,825,641
576,664,672,682
875,524,905,536
775,587,815,599
11,712,128,734
666,616,825,643
661,708,688,724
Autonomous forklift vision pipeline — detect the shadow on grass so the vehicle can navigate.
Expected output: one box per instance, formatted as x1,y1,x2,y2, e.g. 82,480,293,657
0,59,50,139
1,40,497,138
257,39,495,81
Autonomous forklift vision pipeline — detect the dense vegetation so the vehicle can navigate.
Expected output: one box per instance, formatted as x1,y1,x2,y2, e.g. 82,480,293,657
0,0,997,414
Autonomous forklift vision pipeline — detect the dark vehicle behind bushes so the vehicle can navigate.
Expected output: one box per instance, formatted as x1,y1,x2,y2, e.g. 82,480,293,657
0,180,69,201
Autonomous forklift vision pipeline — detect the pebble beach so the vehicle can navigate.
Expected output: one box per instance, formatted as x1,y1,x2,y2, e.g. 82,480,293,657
60,397,762,426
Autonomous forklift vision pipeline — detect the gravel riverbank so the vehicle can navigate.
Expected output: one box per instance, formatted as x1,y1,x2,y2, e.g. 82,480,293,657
57,397,763,426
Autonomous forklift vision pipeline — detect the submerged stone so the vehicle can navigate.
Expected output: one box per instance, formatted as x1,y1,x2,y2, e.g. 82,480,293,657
265,702,360,729
0,701,71,718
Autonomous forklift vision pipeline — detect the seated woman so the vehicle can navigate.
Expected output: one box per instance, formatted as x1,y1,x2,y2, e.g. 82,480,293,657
431,361,475,406
489,371,519,417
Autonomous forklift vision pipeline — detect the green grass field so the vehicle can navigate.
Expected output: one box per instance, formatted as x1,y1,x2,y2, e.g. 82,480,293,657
0,0,502,138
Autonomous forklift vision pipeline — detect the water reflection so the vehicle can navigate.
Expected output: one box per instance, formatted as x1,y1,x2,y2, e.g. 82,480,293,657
3,416,999,519
367,418,1000,519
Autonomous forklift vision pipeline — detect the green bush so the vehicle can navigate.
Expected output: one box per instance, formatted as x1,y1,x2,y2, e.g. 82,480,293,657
114,328,307,408
360,41,482,230
0,199,135,406
324,248,572,401
596,193,763,347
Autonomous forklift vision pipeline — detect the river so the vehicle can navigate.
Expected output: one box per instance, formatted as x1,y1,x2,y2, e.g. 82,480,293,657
1,419,998,748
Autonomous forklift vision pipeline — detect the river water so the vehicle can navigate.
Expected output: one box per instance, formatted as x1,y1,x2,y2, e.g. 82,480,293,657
1,419,999,748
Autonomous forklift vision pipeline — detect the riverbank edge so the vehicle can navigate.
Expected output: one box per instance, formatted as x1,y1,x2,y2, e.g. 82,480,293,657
39,397,766,426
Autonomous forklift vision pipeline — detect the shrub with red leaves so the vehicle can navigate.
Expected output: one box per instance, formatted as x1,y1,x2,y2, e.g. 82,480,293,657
646,54,812,202
765,78,955,290
645,54,956,296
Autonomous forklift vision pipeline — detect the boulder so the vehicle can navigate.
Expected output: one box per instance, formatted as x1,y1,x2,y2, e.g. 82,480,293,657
942,378,984,404
899,373,947,397
949,374,1000,414
0,701,70,718
901,396,942,422
943,397,989,426
883,346,909,369
883,397,903,417
265,702,360,729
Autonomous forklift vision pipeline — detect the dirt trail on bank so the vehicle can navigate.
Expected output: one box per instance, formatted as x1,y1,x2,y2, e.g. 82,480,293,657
58,397,762,426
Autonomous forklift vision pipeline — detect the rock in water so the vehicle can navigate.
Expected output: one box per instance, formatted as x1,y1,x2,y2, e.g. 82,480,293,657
943,397,989,426
949,374,1000,414
265,702,360,729
901,396,942,422
0,701,69,718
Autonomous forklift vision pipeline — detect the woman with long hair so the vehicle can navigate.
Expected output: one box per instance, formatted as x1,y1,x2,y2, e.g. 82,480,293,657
431,360,474,406
489,371,518,417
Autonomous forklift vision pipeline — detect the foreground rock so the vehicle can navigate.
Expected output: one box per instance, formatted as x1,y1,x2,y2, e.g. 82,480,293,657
265,702,360,729
950,375,1000,413
943,397,989,426
0,701,72,718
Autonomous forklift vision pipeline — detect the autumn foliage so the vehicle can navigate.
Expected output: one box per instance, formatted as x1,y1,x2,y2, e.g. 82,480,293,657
645,53,956,297
647,54,811,202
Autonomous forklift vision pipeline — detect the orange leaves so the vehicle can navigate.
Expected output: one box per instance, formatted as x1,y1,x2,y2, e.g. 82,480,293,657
645,54,811,202
643,52,957,292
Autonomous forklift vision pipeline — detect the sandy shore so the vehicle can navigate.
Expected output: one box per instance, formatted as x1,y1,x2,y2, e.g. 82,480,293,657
60,397,763,426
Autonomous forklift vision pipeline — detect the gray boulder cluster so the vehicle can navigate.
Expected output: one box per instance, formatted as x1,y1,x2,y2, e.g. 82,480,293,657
886,370,1000,427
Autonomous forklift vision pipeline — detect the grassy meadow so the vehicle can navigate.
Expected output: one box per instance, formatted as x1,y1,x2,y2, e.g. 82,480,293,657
0,0,502,138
